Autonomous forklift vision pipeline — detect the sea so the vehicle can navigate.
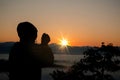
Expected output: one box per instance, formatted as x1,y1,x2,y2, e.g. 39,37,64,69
0,54,120,80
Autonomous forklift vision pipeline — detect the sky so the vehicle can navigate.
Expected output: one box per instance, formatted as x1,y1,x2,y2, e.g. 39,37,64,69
0,0,120,46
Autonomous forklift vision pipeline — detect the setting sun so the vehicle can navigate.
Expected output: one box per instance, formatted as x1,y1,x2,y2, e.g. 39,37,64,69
60,38,69,46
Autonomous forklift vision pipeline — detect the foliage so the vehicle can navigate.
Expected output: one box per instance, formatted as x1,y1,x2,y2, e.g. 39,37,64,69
50,43,120,80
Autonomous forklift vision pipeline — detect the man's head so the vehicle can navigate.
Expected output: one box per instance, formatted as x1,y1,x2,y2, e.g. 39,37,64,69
17,22,38,43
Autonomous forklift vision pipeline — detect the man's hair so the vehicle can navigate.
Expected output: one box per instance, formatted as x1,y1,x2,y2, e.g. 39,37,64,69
17,22,37,42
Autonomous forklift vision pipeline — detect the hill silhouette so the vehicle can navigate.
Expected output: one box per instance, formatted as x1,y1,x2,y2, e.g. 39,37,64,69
0,42,90,55
0,42,14,53
0,42,120,55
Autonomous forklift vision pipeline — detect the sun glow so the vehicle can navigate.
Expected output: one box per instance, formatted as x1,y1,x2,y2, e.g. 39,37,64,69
60,38,69,46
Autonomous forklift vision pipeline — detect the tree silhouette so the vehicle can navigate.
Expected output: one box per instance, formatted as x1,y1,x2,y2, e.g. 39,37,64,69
50,43,120,80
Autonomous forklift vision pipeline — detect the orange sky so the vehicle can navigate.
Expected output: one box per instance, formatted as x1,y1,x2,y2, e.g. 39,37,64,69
0,0,120,46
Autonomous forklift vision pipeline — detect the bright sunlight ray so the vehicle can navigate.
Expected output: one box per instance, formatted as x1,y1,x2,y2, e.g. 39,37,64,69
60,38,69,46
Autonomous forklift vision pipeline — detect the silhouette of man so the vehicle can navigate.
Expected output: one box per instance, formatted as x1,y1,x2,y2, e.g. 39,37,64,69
9,22,54,80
